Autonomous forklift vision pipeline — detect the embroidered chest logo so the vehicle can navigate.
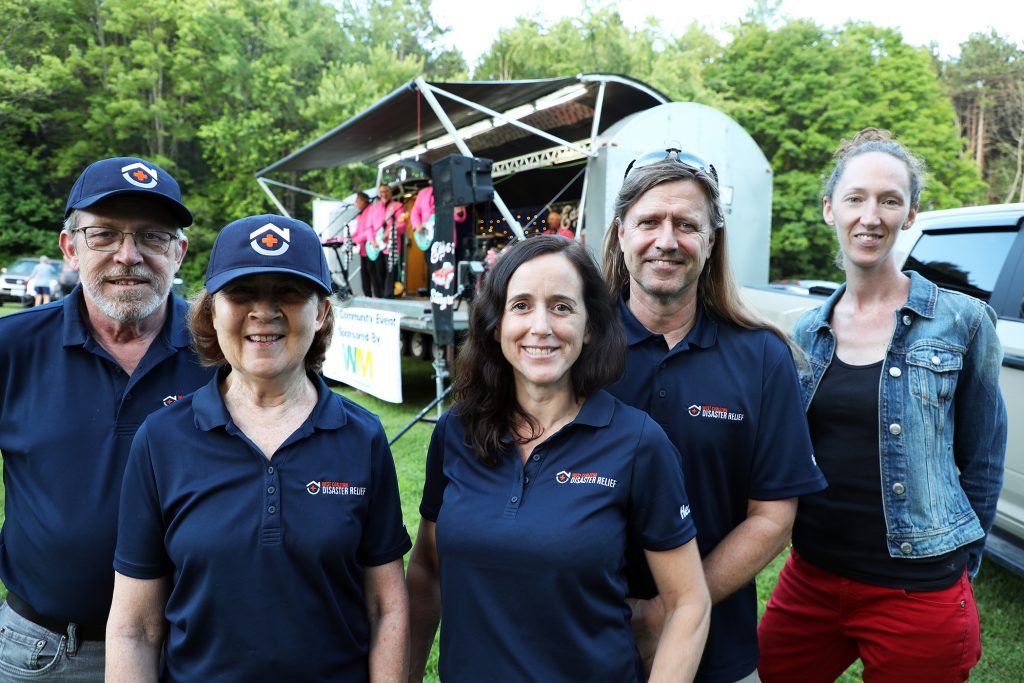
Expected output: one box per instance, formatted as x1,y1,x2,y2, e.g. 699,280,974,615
554,470,617,488
162,394,184,406
250,223,290,256
305,480,365,496
687,404,745,422
121,162,158,188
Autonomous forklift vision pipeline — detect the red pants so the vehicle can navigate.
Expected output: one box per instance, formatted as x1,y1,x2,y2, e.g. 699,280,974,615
758,550,981,682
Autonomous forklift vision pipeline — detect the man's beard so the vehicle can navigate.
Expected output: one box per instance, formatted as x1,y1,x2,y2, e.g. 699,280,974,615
81,265,170,323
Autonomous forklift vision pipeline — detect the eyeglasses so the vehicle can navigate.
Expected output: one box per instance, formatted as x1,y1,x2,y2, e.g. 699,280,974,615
623,148,719,183
72,226,179,256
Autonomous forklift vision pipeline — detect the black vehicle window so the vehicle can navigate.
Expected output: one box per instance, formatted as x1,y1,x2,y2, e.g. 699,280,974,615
904,229,1017,302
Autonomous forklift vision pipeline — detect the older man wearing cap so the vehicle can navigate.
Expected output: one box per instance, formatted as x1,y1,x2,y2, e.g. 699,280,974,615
106,214,411,682
0,157,214,681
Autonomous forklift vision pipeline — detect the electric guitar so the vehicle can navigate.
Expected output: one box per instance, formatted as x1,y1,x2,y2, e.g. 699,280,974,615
413,214,435,251
366,205,401,262
365,226,386,261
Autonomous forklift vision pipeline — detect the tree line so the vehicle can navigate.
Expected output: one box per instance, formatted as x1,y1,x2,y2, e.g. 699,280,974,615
2,0,1021,283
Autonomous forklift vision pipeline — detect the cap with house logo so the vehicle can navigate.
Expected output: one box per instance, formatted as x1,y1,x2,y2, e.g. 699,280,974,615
64,156,192,226
205,214,331,295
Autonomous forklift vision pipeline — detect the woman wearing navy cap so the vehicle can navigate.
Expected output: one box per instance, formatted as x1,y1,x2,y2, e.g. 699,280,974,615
408,235,710,682
106,215,411,682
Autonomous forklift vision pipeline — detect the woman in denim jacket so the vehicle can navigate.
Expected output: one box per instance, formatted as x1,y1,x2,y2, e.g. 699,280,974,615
758,128,1007,683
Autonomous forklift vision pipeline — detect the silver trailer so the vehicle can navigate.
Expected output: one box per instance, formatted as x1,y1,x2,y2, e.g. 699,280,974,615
256,74,772,409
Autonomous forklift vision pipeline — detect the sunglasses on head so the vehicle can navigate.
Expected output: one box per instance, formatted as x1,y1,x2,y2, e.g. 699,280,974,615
623,148,719,183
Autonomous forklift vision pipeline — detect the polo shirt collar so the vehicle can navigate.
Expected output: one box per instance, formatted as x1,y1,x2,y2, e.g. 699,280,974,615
61,286,89,346
61,286,192,349
194,368,347,432
572,390,615,428
617,296,718,350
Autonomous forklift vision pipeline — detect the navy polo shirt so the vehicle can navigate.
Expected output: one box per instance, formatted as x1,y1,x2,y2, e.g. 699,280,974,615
115,370,411,683
420,390,696,683
608,299,826,683
0,287,213,625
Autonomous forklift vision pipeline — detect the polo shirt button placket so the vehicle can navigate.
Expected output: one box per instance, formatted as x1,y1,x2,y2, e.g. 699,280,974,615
265,465,281,519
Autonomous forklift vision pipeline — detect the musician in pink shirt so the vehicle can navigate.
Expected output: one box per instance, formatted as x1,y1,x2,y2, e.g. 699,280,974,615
363,184,407,298
346,193,375,296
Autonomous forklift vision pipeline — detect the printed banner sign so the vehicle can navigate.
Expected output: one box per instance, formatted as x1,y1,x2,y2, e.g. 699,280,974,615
322,307,403,403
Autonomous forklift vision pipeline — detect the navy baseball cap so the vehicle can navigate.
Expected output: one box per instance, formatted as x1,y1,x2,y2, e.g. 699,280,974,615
65,156,193,226
205,215,331,295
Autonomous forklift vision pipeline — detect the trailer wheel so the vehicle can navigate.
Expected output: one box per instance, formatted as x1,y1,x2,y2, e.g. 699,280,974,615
410,333,432,360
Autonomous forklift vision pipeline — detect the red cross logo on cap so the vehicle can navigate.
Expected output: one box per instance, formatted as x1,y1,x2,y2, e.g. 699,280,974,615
250,223,290,256
121,162,158,189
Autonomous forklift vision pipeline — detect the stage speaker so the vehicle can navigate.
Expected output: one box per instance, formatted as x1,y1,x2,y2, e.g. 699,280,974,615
431,155,494,207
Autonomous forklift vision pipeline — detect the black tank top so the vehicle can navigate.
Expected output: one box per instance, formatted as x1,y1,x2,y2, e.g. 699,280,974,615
793,354,966,590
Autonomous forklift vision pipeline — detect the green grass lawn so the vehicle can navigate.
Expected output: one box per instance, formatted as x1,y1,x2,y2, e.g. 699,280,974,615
0,315,1019,681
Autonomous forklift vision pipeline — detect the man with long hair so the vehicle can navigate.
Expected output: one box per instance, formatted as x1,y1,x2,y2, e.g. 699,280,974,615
603,149,826,683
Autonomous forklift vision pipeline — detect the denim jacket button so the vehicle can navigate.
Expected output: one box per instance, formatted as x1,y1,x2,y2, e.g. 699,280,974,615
892,482,906,495
902,314,912,325
900,542,913,554
931,355,941,365
889,423,902,436
888,367,902,377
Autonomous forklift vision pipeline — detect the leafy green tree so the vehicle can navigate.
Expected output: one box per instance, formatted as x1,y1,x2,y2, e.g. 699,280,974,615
334,0,466,78
0,0,457,282
0,0,86,262
944,31,1024,202
709,18,987,279
474,7,657,81
472,6,724,108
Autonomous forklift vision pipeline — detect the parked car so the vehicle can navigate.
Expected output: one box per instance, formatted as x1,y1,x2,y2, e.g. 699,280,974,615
745,203,1024,577
768,279,840,296
0,257,65,306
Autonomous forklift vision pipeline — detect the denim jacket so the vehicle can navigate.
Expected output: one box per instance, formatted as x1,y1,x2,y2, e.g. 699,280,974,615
792,271,1007,577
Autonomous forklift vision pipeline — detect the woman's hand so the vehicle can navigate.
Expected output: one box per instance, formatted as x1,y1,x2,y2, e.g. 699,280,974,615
645,540,711,683
627,595,667,674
